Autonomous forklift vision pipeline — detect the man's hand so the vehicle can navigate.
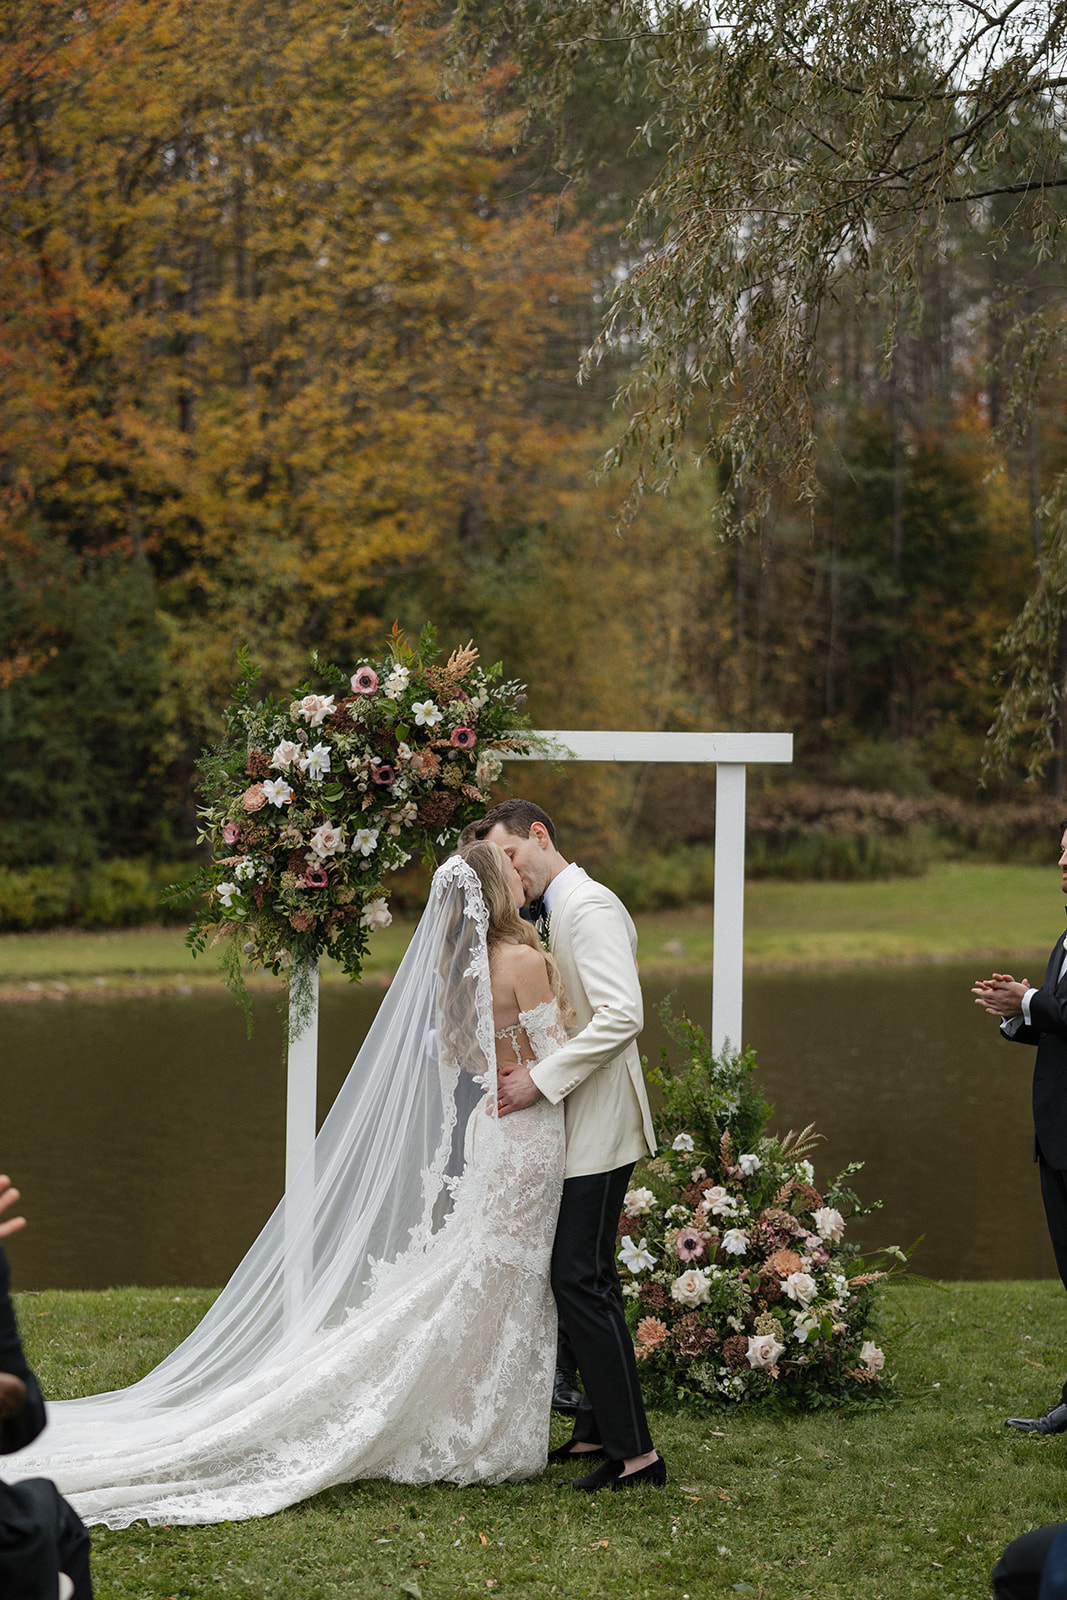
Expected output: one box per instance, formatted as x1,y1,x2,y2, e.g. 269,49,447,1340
972,973,1031,1019
0,1177,25,1242
496,1062,545,1117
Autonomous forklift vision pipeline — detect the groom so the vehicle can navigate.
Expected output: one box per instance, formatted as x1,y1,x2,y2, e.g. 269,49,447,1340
476,799,664,1490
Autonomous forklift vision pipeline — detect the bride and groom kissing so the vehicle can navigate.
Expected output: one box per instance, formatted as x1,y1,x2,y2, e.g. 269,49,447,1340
11,796,664,1525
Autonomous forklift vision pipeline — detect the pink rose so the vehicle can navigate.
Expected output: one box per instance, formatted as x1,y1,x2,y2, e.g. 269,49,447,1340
241,784,267,813
351,667,379,695
222,821,241,844
449,726,476,750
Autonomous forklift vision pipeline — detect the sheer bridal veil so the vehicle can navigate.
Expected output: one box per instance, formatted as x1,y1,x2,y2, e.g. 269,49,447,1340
22,855,499,1434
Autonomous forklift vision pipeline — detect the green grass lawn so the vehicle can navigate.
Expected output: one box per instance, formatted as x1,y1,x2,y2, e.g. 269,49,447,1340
13,1278,1067,1598
0,861,1058,998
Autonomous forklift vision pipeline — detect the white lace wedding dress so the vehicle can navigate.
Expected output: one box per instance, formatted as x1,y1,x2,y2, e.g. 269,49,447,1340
12,861,568,1525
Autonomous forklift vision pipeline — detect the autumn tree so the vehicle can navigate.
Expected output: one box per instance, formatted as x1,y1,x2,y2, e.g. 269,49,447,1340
0,0,592,862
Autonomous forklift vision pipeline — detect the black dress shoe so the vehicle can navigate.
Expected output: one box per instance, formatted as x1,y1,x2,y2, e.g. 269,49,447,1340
571,1457,624,1492
612,1454,667,1490
547,1441,605,1465
1005,1402,1067,1435
552,1368,581,1412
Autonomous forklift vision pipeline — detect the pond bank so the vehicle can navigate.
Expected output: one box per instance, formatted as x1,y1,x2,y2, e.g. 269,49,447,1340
0,861,1057,1000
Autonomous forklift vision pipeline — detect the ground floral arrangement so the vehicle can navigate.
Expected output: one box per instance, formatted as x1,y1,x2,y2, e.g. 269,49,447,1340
619,1005,905,1411
174,626,542,1017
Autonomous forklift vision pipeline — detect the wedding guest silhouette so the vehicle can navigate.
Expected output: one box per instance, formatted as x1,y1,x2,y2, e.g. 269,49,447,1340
974,820,1067,1435
0,1176,93,1599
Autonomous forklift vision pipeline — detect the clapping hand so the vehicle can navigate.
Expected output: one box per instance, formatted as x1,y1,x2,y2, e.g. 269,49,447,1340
0,1175,26,1242
972,973,1031,1018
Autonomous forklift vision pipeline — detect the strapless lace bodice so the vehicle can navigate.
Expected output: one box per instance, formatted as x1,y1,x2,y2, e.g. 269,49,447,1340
494,996,569,1064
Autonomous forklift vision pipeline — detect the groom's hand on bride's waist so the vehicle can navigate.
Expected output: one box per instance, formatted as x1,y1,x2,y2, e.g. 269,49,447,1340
496,1063,544,1116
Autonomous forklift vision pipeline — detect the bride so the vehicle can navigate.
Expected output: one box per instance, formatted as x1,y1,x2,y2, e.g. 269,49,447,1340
12,844,573,1525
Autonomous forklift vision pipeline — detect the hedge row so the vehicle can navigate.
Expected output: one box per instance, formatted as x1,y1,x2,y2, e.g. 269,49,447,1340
0,861,195,932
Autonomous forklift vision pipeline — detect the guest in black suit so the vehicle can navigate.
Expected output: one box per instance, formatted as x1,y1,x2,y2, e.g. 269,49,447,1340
0,1176,93,1600
974,820,1067,1435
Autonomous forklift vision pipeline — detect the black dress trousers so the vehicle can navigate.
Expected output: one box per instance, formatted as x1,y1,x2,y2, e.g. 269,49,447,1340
549,1162,653,1461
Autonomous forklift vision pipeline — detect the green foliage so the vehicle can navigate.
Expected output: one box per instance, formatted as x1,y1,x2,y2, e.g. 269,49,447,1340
0,860,190,932
0,544,174,868
833,740,933,798
648,1001,771,1158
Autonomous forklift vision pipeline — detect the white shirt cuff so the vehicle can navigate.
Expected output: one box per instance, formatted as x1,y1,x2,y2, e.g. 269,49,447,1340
1022,987,1034,1026
1001,1015,1024,1038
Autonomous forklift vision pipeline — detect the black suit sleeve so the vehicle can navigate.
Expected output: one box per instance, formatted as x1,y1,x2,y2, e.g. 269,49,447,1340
0,1246,46,1453
1028,987,1067,1037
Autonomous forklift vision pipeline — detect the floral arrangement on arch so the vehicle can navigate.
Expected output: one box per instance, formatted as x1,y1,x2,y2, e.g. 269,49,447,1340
177,625,543,1011
618,1005,906,1411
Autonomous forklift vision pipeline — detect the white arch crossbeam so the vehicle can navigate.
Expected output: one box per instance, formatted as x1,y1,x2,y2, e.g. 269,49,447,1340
505,730,793,1059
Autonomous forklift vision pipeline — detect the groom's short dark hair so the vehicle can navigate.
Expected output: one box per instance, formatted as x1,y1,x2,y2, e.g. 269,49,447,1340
475,798,557,846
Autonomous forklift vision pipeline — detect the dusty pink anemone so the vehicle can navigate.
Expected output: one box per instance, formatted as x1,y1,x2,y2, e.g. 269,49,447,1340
222,821,241,845
351,666,379,695
674,1228,709,1263
371,764,396,786
449,726,477,750
303,866,329,889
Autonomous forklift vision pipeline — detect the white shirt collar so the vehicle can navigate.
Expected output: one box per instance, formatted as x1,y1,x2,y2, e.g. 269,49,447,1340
542,860,579,918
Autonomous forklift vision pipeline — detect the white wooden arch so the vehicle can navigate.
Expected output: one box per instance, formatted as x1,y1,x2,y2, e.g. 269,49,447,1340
284,730,792,1190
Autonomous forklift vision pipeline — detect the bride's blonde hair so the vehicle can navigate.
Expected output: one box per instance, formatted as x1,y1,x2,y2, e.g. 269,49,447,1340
459,841,574,1024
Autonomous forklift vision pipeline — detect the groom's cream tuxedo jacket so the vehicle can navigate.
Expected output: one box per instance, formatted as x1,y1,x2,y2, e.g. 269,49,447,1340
528,866,656,1179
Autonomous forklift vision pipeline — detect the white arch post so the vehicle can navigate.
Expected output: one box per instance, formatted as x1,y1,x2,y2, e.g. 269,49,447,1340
283,729,792,1188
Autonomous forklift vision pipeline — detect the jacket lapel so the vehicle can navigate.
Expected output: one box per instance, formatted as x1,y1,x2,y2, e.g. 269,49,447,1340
546,866,588,952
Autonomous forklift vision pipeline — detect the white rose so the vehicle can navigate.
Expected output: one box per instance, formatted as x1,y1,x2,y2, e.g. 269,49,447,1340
738,1153,761,1176
813,1206,845,1244
617,1235,656,1273
860,1341,885,1372
783,1271,818,1307
360,897,392,931
671,1133,695,1153
721,1228,749,1256
670,1269,711,1307
746,1334,785,1370
270,740,303,771
308,822,345,859
352,828,380,857
624,1187,657,1217
298,693,336,727
475,751,503,787
412,699,442,727
703,1186,739,1218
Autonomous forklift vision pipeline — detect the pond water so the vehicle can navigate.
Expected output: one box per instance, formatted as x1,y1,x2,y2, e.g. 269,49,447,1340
1,962,1053,1289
